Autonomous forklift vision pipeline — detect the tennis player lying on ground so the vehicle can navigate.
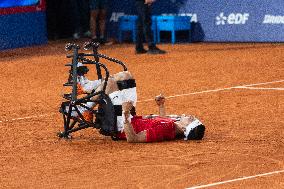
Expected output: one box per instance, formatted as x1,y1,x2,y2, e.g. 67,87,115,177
75,68,205,142
120,94,206,143
91,71,205,142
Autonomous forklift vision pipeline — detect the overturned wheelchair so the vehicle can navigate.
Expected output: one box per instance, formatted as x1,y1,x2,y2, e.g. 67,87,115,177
58,41,137,140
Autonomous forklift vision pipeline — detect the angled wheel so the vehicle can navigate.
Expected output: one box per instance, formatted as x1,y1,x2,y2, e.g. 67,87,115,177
95,94,117,136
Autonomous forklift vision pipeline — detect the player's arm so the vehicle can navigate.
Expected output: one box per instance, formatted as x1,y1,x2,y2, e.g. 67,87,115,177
122,101,146,143
155,94,166,117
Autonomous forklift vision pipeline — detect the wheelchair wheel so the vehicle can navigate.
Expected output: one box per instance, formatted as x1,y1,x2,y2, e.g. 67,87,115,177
95,94,117,136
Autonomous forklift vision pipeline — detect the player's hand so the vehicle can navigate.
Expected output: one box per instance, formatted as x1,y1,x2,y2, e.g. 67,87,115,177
122,101,134,112
155,94,165,106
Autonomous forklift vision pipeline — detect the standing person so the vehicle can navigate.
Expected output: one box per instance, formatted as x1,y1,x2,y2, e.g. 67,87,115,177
135,0,166,54
90,0,108,44
71,0,91,39
46,0,62,40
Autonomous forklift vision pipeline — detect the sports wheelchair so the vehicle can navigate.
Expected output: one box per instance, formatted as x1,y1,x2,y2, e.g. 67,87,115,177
57,41,136,140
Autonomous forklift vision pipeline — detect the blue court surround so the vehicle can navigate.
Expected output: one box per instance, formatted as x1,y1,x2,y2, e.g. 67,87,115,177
0,0,39,8
0,12,47,50
0,0,47,50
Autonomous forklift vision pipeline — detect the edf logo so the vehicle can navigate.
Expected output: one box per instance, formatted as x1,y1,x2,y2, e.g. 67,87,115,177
216,12,249,25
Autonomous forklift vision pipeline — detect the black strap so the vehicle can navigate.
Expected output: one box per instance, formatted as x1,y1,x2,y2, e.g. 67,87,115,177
114,105,136,116
117,79,136,91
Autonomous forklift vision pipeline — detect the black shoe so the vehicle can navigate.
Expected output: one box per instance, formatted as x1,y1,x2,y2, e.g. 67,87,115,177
148,46,166,54
135,48,148,54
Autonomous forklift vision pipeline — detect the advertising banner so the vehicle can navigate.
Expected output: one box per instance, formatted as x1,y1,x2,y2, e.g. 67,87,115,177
108,0,284,42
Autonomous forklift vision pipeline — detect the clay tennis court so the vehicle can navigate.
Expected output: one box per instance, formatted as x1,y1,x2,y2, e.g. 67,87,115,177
0,41,283,188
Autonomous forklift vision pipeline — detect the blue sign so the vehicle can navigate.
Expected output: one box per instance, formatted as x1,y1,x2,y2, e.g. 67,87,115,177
108,0,284,42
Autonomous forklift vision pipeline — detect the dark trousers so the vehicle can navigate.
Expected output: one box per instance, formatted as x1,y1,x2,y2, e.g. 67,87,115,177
135,1,155,50
46,0,62,39
70,0,90,34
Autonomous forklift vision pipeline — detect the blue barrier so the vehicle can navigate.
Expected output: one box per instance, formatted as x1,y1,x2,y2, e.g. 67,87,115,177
0,0,47,50
0,12,47,50
0,0,39,8
107,0,284,42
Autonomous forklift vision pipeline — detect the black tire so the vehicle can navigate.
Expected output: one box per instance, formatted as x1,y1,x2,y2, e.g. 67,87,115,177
95,94,117,136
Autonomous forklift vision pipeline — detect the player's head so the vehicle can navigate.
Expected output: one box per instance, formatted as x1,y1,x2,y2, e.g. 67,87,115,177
179,115,205,140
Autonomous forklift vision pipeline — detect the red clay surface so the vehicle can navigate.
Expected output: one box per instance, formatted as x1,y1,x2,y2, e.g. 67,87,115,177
0,41,283,189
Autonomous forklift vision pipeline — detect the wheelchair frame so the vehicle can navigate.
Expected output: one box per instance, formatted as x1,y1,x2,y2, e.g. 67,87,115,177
57,41,129,139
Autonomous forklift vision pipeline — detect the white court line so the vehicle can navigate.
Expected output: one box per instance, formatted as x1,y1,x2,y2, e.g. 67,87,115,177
0,113,56,123
0,79,283,123
238,80,284,87
138,79,284,103
138,87,233,102
186,169,284,189
235,86,284,90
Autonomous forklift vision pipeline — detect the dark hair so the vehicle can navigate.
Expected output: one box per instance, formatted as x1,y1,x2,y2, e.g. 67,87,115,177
77,66,89,76
187,124,205,140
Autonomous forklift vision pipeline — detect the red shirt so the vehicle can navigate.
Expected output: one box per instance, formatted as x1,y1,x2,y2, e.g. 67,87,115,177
117,116,176,142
